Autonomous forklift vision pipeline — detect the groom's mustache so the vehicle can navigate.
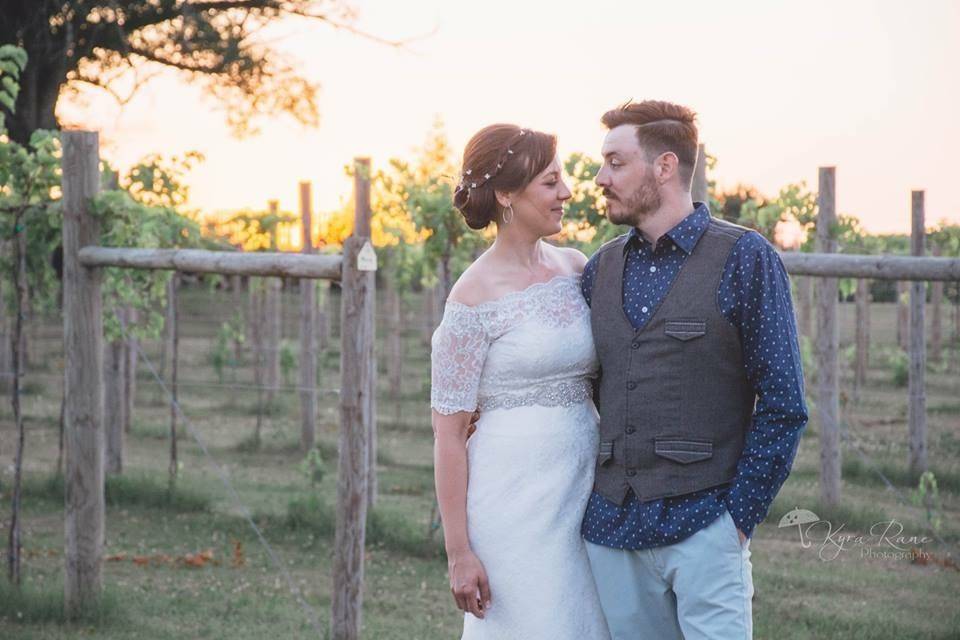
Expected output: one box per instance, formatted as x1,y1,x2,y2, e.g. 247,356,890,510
602,189,618,201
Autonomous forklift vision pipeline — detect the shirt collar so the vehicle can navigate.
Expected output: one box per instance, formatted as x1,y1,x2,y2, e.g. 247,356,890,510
623,202,711,255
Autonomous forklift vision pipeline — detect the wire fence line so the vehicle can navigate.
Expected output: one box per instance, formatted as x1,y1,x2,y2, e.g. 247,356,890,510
841,418,958,555
0,370,342,396
116,317,328,637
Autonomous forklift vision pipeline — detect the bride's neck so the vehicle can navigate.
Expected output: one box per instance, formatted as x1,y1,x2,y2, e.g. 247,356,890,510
491,228,546,272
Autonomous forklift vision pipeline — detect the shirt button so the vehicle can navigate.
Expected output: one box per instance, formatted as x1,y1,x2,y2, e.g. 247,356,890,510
641,306,648,313
650,266,657,273
626,381,637,390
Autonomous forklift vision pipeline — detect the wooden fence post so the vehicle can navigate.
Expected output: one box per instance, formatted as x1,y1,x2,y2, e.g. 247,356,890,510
265,200,282,408
930,243,943,362
897,281,909,350
909,191,927,478
104,326,124,474
692,142,708,204
331,157,375,640
816,167,841,507
62,131,105,617
299,181,318,452
854,278,870,396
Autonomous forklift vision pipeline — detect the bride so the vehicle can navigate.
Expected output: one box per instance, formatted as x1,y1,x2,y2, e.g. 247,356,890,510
431,124,611,639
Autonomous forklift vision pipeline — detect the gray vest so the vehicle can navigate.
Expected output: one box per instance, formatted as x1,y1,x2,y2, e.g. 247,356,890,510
590,217,755,505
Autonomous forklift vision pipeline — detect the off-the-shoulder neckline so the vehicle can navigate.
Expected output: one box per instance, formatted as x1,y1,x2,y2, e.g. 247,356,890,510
444,272,581,311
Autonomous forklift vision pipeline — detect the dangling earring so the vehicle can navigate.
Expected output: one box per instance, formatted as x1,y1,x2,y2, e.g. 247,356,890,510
502,204,514,225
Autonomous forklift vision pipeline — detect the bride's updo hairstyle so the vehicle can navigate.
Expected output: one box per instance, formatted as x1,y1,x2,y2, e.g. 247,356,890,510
453,124,557,230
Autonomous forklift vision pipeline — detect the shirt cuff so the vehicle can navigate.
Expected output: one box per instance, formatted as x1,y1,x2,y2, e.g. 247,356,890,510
722,481,773,538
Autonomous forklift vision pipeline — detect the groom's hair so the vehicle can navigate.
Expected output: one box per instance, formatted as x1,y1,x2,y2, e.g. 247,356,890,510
601,100,698,190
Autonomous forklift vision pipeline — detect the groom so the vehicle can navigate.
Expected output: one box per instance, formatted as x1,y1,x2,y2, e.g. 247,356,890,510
580,100,808,639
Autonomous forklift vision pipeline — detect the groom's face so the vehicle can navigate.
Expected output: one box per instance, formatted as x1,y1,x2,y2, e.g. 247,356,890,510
596,125,661,226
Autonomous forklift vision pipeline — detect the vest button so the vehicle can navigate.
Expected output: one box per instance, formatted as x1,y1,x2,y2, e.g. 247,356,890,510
626,426,636,434
626,469,637,477
626,381,637,390
631,342,640,349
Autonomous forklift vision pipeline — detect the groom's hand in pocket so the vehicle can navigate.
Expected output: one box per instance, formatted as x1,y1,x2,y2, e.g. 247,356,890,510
448,549,492,619
466,409,481,439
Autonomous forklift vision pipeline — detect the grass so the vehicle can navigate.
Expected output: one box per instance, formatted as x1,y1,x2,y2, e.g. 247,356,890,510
0,579,122,626
0,293,957,639
20,472,213,513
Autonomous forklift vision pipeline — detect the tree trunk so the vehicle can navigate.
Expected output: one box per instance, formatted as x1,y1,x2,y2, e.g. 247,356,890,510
7,219,28,585
0,275,9,395
6,39,64,145
57,383,65,477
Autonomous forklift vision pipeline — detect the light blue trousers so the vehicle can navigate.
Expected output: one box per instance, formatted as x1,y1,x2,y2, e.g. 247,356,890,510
585,509,754,640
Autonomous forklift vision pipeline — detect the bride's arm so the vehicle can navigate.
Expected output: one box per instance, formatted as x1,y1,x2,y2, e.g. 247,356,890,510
433,411,491,618
430,301,492,619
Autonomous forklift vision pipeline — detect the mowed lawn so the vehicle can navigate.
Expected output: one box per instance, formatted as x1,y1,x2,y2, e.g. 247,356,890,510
0,287,958,639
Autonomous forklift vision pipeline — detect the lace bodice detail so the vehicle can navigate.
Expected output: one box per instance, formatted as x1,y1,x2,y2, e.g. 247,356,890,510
430,274,598,414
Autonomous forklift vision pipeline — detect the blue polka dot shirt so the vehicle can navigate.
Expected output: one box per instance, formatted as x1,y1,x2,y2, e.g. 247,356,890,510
580,203,808,548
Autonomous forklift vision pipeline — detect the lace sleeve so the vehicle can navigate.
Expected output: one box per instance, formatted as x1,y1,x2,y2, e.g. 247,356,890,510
430,303,491,415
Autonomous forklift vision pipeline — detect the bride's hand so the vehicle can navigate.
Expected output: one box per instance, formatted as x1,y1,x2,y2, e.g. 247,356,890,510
447,548,492,619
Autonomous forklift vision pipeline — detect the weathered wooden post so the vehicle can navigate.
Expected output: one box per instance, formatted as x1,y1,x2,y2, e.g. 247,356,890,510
854,278,870,395
104,321,124,474
62,131,105,617
265,200,282,406
909,191,927,478
122,306,138,435
692,142,708,204
930,243,943,362
816,167,841,507
299,181,318,452
331,158,376,640
897,280,909,350
798,277,813,338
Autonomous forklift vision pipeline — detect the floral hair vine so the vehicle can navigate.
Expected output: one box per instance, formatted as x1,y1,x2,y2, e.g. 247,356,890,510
455,128,529,195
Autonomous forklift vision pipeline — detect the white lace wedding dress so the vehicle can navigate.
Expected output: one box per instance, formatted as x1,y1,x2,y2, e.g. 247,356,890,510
431,273,611,640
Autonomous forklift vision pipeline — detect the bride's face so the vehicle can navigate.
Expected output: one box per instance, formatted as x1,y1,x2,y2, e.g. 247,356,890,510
509,158,571,236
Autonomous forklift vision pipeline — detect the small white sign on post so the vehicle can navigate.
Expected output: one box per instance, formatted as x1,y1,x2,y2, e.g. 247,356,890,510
357,241,377,272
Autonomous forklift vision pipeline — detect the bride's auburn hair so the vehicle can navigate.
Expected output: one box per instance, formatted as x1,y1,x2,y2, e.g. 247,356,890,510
453,124,557,230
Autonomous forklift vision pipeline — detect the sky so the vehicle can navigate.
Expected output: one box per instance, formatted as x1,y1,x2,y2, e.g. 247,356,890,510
63,0,960,235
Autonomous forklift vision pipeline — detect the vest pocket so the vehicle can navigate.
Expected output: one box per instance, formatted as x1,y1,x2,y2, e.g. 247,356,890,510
597,440,614,466
653,437,713,464
664,320,706,341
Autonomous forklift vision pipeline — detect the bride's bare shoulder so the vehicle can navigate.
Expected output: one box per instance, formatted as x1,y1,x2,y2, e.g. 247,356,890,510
548,244,588,274
446,256,500,308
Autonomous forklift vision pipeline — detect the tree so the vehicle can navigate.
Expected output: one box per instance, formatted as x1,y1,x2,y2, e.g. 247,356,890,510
0,45,63,585
0,0,413,143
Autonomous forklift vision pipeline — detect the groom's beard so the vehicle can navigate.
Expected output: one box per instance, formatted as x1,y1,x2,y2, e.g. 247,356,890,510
605,173,662,226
